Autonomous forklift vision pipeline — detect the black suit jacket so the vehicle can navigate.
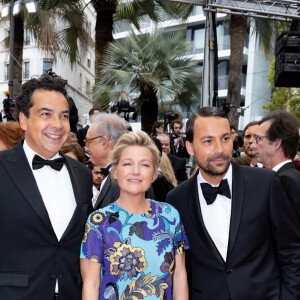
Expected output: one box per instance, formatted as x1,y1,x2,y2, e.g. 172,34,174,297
166,163,300,300
94,174,120,210
0,142,93,300
277,162,300,220
168,153,187,184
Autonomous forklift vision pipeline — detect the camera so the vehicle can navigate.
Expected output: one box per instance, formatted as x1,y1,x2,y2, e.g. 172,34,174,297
164,112,178,131
110,99,137,121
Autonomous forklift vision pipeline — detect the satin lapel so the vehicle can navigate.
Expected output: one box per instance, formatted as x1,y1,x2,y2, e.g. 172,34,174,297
227,163,244,260
94,175,111,209
187,172,224,264
61,155,83,240
4,143,53,231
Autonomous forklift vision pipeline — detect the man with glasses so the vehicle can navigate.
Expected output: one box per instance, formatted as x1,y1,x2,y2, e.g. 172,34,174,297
84,113,127,209
234,121,262,167
251,111,300,219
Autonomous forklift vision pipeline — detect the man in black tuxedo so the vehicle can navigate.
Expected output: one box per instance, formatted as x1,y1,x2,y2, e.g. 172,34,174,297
166,107,300,299
157,133,188,184
77,108,100,148
0,75,93,300
251,111,300,220
84,113,127,209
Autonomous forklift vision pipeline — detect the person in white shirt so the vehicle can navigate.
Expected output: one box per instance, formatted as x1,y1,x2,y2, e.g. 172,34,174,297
0,74,93,300
251,110,300,219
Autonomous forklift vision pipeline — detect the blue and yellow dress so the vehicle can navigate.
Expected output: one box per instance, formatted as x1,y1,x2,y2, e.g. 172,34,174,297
80,199,189,300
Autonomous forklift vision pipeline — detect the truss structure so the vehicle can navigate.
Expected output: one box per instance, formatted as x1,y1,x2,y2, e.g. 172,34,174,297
167,0,300,21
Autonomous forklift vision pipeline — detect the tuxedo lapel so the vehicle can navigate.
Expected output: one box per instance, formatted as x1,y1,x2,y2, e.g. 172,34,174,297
60,155,84,240
94,174,111,209
187,172,224,264
227,163,244,260
4,143,53,231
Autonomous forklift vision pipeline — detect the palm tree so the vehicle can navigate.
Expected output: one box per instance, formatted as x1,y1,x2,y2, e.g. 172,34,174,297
2,0,87,97
92,29,202,133
89,0,194,80
227,16,276,123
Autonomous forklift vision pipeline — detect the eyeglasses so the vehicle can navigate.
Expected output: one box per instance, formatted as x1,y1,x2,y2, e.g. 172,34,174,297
255,135,268,143
84,135,103,147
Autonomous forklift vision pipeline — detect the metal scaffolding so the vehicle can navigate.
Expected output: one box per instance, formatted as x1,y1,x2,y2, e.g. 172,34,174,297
168,0,300,21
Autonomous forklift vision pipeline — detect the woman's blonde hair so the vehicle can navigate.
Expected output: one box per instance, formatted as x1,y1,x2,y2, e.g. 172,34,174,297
111,131,160,178
159,152,177,187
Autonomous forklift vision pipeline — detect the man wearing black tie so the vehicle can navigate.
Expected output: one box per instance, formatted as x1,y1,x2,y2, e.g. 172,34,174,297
166,107,300,300
0,75,93,300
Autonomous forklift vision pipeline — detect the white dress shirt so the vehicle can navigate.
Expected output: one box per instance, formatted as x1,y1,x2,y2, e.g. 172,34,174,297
272,160,292,172
92,185,100,208
23,140,77,292
197,164,232,261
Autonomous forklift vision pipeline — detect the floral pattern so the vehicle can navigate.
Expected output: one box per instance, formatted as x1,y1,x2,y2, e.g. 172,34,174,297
80,199,189,299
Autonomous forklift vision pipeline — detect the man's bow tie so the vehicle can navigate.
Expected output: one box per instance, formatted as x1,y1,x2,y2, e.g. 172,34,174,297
200,179,231,205
100,164,111,176
32,154,65,171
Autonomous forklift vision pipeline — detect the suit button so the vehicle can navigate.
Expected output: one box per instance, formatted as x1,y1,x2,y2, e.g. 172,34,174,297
56,244,60,250
50,274,56,280
225,269,232,274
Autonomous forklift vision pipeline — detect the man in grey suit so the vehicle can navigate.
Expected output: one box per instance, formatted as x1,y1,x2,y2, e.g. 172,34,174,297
84,113,127,209
251,110,300,219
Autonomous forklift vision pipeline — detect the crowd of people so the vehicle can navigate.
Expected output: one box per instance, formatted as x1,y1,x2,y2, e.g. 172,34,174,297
0,74,300,300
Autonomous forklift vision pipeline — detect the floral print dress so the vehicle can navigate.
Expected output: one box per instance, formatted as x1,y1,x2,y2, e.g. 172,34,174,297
80,199,189,300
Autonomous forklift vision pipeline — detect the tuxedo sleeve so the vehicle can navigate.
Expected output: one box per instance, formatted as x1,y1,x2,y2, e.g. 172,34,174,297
269,173,300,299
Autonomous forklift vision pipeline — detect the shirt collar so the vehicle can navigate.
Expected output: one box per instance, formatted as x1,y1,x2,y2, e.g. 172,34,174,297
272,160,292,172
197,163,232,187
23,139,61,170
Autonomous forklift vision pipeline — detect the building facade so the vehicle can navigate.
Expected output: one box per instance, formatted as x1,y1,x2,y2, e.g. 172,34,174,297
114,5,273,130
0,1,96,127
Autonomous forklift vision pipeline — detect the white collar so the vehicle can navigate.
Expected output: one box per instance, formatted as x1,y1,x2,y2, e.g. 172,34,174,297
272,160,292,172
23,139,61,169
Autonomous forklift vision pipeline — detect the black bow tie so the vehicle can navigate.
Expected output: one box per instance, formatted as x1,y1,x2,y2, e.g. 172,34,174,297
100,164,111,176
32,154,65,171
200,179,231,205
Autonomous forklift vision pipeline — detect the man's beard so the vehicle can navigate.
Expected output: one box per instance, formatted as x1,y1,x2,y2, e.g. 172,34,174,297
196,153,231,176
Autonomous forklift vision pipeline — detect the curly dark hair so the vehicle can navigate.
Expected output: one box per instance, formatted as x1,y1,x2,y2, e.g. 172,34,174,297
15,74,69,119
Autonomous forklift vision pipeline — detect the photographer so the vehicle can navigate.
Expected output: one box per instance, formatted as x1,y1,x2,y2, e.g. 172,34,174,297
1,91,16,122
169,120,189,159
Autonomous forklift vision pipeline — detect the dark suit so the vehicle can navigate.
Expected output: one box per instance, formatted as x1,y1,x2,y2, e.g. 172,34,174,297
0,142,93,300
94,174,120,210
170,135,189,158
166,163,300,300
277,161,300,220
77,125,89,148
168,153,188,184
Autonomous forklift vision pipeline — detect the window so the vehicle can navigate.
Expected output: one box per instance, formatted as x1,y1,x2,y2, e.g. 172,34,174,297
43,61,52,74
79,73,82,90
23,62,30,79
25,29,30,45
87,52,91,69
86,80,90,94
4,64,9,81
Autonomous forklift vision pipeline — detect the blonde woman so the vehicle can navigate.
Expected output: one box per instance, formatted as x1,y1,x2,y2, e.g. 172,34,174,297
80,131,189,300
